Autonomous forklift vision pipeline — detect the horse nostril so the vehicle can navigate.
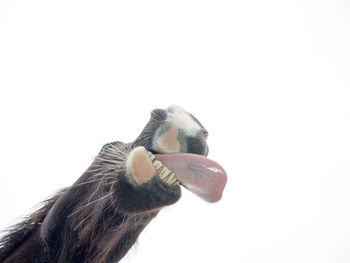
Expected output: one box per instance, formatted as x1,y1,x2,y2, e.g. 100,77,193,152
186,136,208,156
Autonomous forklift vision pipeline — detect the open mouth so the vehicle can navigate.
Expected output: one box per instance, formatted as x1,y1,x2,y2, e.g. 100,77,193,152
147,150,227,202
147,151,180,187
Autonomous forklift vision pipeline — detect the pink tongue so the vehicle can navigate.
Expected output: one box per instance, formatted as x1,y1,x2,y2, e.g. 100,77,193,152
155,153,227,202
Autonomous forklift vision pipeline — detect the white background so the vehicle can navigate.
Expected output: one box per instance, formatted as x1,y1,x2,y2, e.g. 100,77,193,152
1,0,350,262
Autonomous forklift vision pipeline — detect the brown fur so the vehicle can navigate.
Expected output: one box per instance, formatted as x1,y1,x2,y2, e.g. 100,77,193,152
0,107,209,263
0,150,161,263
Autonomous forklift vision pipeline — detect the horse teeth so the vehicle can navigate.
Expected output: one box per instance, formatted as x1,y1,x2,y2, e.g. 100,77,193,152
167,173,176,184
153,160,163,170
147,151,179,187
148,152,156,161
159,168,169,179
161,169,171,179
161,175,169,183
